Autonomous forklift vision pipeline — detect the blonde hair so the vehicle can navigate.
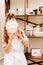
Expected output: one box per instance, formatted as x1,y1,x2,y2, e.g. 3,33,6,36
3,13,16,44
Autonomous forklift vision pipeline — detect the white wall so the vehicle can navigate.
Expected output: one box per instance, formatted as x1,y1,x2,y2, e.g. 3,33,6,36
28,0,43,9
10,0,43,54
10,0,24,9
10,0,43,9
0,0,5,60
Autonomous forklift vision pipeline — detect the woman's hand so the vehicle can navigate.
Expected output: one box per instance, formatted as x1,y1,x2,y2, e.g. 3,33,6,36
17,29,23,39
17,30,29,47
3,43,12,53
9,32,16,40
17,26,23,39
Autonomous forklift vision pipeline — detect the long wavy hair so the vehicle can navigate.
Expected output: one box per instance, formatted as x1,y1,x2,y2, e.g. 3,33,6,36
3,13,16,44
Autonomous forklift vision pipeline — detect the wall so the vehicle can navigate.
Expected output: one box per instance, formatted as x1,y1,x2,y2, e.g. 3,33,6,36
10,0,43,9
28,0,43,9
0,0,5,60
10,0,24,9
10,0,43,54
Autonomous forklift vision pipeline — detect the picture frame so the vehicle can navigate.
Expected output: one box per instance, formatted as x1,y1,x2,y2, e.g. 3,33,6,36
31,48,42,57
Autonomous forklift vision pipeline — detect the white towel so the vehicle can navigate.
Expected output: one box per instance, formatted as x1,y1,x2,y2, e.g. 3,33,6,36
6,18,19,33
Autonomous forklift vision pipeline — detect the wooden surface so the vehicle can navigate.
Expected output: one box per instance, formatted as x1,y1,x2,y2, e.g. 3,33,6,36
27,35,43,38
14,14,43,16
8,14,43,17
26,14,43,16
25,52,43,60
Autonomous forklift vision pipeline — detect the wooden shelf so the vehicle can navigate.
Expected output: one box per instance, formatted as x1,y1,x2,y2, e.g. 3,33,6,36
27,35,43,38
13,14,43,17
26,14,43,16
6,14,43,17
14,15,26,17
25,52,43,60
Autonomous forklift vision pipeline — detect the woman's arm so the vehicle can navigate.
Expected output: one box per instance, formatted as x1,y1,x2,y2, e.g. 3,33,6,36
3,38,12,53
17,29,29,47
21,36,29,47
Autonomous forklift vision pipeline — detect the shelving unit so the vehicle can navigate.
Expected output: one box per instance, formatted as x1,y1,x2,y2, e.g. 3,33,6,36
23,0,43,65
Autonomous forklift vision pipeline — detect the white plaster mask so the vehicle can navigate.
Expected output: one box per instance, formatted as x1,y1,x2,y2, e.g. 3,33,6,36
6,18,19,33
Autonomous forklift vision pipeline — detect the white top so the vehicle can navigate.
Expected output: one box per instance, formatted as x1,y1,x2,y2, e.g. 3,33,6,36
11,36,24,53
3,32,28,65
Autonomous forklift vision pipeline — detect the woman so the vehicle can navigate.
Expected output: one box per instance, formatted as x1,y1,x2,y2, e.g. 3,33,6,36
3,13,29,65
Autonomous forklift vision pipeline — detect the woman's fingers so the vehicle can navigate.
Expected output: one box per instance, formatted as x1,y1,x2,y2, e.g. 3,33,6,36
9,33,16,39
